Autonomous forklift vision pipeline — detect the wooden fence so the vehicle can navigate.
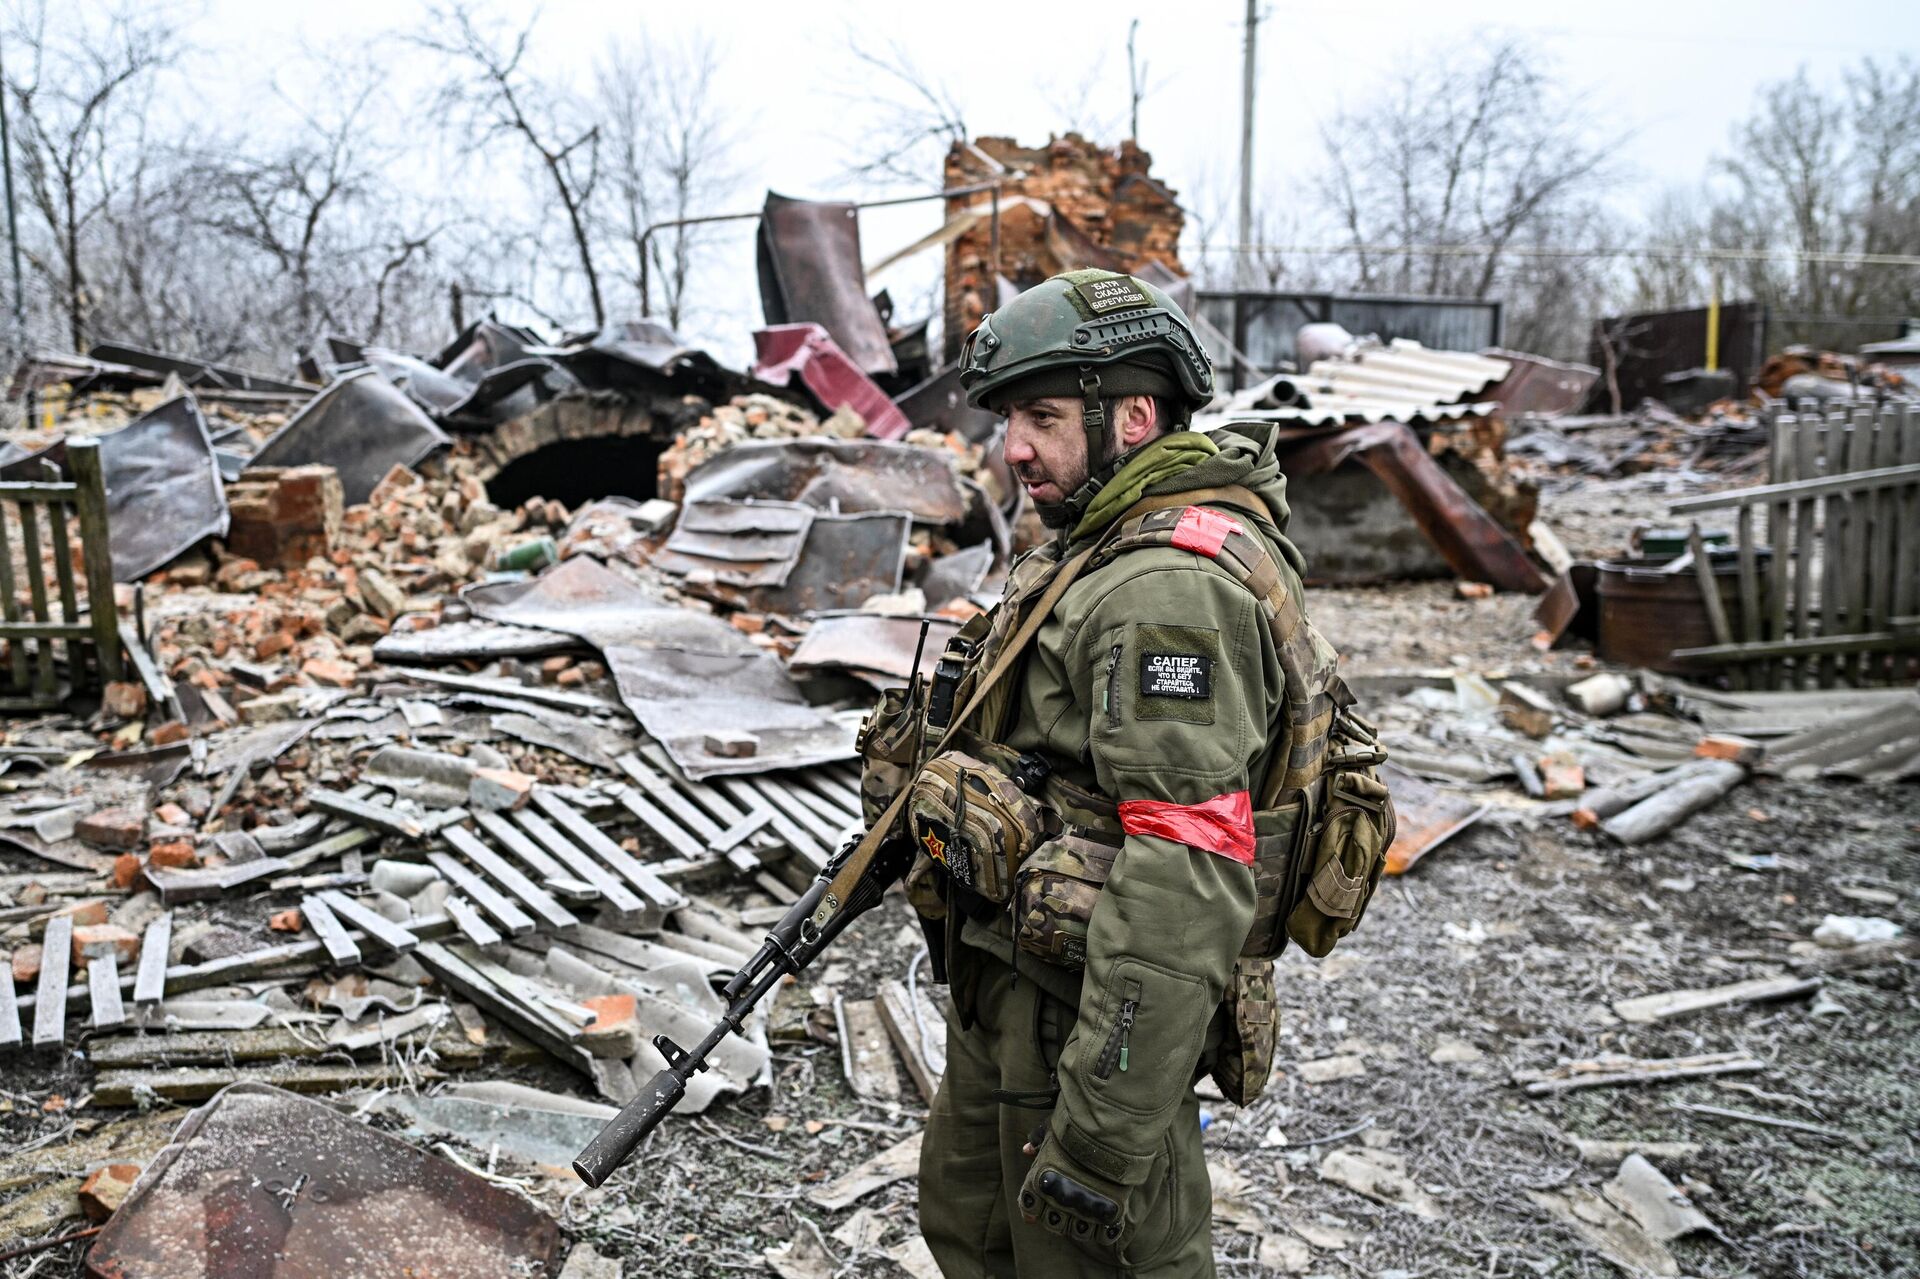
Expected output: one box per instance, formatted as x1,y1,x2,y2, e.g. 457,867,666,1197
1668,401,1920,690
0,438,122,708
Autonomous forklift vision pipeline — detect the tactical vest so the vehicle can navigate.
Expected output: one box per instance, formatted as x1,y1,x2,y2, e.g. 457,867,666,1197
860,487,1395,966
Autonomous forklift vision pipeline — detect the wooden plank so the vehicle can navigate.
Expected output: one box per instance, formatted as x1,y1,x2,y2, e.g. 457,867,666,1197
505,811,646,916
0,953,21,1047
442,826,579,932
442,895,503,949
1764,410,1790,690
16,500,56,701
780,775,863,834
1818,414,1852,687
529,791,685,912
720,778,826,867
470,809,570,883
305,788,424,838
299,895,363,968
43,496,80,685
425,850,536,936
396,666,626,714
117,619,174,707
1895,405,1920,657
1791,416,1819,689
1686,523,1739,690
317,890,420,953
1613,974,1820,1024
32,914,72,1048
0,504,24,693
91,432,146,679
1669,460,1920,510
615,754,727,840
1735,506,1761,685
1844,406,1876,682
1513,1051,1765,1096
412,942,592,1069
133,912,172,1006
631,745,755,829
709,808,774,855
615,786,706,859
1868,405,1903,683
88,951,126,1030
833,995,902,1102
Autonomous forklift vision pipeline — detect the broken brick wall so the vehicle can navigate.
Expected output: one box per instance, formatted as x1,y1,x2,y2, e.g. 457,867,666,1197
942,134,1186,362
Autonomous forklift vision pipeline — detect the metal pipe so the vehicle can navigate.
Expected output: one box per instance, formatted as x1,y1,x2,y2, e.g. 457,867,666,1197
637,176,1017,319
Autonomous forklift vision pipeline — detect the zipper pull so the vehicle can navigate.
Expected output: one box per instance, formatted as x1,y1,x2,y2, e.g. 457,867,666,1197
1116,999,1136,1073
1103,645,1123,725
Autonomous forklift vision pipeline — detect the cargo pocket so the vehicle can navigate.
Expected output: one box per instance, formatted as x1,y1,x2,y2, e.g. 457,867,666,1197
1012,830,1120,969
1081,959,1207,1120
1286,769,1394,957
1208,957,1277,1105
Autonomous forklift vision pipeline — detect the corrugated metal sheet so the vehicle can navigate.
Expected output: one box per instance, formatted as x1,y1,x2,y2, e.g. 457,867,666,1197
1197,291,1503,389
1201,338,1509,427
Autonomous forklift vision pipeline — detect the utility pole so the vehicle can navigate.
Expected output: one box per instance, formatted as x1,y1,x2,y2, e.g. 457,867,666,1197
0,39,31,427
1236,1,1259,292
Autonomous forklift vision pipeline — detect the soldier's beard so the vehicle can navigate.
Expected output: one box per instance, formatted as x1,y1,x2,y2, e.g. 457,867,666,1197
1033,497,1074,528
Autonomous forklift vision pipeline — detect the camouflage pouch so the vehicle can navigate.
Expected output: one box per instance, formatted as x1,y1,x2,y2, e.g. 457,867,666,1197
1011,829,1120,968
907,750,1046,904
1285,765,1395,958
1209,957,1278,1105
856,684,923,826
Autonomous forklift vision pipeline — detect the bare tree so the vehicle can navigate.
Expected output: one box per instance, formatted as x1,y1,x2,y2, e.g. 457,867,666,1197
1315,39,1617,307
595,36,735,330
836,36,968,186
1714,57,1920,348
4,2,179,349
417,3,606,327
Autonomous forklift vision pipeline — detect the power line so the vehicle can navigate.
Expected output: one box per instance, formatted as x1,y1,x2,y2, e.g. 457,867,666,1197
1194,242,1920,269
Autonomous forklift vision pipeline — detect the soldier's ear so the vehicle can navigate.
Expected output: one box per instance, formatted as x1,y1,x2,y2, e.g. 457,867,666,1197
1117,395,1159,449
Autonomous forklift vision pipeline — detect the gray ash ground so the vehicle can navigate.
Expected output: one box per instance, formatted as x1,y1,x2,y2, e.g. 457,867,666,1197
4,463,1917,1277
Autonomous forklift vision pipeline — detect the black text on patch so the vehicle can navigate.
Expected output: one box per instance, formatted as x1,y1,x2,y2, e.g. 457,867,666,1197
1140,652,1211,699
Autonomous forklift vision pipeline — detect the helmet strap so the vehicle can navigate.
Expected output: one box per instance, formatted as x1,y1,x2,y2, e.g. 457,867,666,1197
1078,369,1110,478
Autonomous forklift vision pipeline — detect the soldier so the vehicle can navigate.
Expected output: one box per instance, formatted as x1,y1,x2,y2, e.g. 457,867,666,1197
893,269,1340,1277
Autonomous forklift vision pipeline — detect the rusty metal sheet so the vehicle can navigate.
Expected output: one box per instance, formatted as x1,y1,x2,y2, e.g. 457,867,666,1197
654,500,815,587
753,324,913,439
682,438,969,524
541,320,745,403
88,341,318,396
895,363,1001,443
248,367,451,505
918,540,996,609
98,396,231,581
464,556,853,779
789,614,959,689
757,191,896,377
1277,421,1549,593
1379,764,1489,876
85,1082,561,1277
1482,349,1599,418
747,510,909,614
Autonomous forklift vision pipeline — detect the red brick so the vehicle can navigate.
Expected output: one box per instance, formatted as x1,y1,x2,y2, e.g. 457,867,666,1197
269,908,304,933
154,803,191,826
35,899,109,936
147,841,200,870
111,853,143,890
77,807,146,850
10,943,41,985
301,657,359,688
102,681,146,720
255,631,295,659
148,720,191,746
72,924,140,968
79,1164,142,1221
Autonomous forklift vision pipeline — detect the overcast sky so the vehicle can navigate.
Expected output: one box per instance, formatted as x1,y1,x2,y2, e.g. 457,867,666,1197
181,0,1920,357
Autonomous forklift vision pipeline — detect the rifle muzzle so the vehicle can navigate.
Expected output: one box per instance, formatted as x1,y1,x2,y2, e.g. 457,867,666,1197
572,1067,687,1186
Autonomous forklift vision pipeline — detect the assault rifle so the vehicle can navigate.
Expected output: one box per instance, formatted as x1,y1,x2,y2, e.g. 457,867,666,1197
571,822,915,1185
573,624,942,1188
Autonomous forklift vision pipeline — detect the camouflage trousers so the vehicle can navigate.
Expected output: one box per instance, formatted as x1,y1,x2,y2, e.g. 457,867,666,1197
917,951,1217,1278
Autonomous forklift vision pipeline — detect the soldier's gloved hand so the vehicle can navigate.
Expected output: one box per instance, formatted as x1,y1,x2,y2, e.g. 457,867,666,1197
1017,1133,1131,1251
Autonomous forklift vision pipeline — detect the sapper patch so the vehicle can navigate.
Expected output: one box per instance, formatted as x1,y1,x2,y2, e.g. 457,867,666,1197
1141,652,1211,698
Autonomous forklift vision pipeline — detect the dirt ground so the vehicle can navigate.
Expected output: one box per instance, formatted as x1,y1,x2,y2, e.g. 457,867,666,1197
2,462,1915,1278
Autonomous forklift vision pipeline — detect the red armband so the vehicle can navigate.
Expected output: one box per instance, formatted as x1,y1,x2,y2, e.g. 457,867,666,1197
1170,507,1244,558
1117,789,1255,864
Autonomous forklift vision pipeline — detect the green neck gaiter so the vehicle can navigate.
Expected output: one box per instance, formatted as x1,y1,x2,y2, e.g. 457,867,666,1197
1071,430,1219,542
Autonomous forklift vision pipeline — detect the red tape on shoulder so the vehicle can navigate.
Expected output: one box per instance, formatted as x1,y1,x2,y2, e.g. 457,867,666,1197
1118,790,1255,864
1170,507,1243,558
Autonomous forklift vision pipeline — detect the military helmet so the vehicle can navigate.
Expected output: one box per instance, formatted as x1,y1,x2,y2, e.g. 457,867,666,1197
957,268,1215,416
